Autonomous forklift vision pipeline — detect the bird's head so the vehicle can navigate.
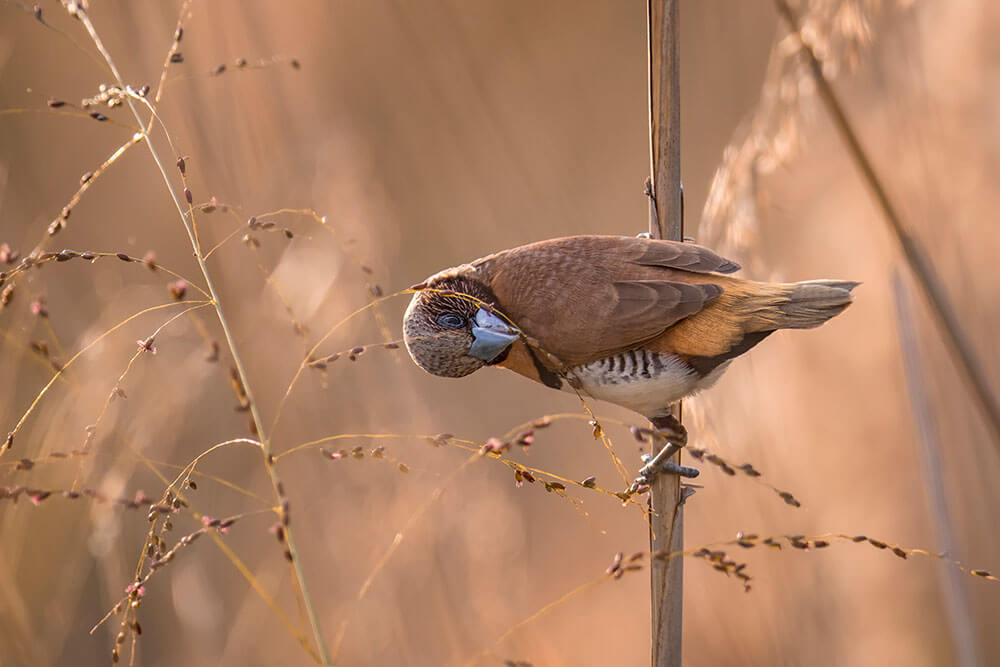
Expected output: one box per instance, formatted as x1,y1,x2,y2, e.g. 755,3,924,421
403,269,519,378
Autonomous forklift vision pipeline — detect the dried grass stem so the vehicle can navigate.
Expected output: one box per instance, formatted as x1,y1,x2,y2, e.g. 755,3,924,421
74,8,331,664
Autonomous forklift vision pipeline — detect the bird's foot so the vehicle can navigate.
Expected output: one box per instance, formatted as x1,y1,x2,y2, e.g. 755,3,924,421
627,459,699,495
627,414,698,493
627,444,699,496
638,447,699,480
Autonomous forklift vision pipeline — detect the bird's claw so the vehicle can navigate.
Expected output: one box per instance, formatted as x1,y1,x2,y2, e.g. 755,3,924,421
659,461,700,478
631,444,700,494
636,456,700,481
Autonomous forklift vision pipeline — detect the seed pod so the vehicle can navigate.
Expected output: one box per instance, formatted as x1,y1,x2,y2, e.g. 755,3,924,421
778,491,801,507
168,280,187,300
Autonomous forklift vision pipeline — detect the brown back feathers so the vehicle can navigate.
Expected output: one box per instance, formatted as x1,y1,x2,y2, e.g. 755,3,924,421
404,235,857,388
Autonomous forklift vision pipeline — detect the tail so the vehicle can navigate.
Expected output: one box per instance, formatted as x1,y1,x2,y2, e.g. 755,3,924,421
747,279,859,331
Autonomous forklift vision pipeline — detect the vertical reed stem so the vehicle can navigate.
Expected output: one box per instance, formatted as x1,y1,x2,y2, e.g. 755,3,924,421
647,1,684,665
892,272,981,667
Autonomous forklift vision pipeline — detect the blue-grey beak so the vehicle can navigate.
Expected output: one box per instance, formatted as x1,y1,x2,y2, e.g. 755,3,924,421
468,308,518,362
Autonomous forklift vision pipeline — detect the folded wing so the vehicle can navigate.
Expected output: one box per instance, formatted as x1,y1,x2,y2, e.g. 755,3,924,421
472,235,734,367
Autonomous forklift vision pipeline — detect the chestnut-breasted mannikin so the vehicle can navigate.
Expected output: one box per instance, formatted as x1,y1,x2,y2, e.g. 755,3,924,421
403,235,856,425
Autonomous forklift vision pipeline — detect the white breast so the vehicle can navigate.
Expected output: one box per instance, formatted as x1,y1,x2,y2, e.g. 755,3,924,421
567,349,730,419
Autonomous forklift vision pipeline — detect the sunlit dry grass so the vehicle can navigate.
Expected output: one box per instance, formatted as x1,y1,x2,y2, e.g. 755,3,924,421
1,1,998,666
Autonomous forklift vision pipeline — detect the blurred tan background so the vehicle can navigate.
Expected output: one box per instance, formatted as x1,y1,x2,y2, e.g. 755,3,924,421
1,1,999,665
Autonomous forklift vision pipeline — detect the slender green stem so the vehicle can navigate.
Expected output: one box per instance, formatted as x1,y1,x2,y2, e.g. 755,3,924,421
74,8,331,664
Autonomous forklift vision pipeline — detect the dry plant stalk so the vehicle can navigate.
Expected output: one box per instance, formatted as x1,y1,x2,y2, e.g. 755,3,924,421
468,528,1000,664
68,5,332,663
892,272,981,667
647,1,684,665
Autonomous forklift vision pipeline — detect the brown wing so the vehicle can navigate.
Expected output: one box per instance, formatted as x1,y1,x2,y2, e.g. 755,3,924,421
472,235,734,368
631,238,740,274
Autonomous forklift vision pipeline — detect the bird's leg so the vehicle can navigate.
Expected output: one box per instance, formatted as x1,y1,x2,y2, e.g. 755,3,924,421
650,413,687,445
630,414,698,494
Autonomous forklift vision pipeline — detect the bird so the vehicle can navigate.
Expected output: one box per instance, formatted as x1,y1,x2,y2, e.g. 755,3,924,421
403,235,856,445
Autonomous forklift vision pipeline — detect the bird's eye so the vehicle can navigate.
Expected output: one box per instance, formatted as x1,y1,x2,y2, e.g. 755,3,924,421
436,313,466,329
